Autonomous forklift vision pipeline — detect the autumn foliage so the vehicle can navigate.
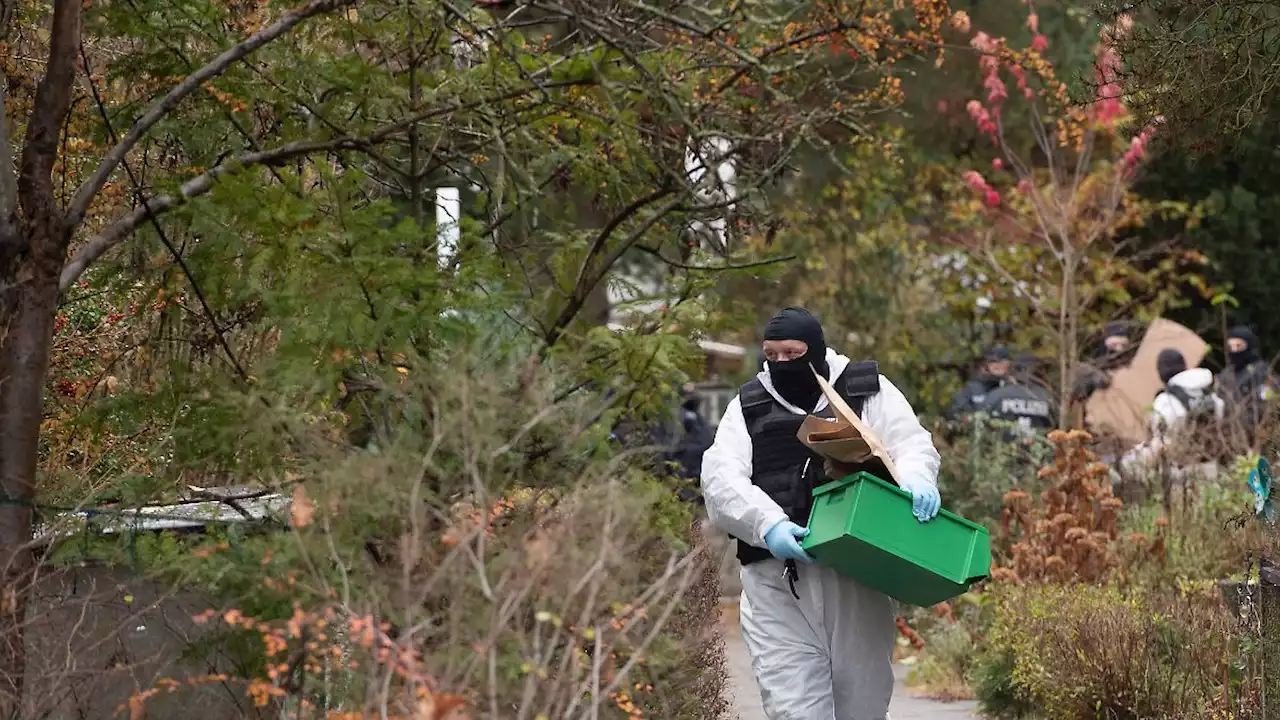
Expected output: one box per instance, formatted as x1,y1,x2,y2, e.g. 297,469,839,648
993,430,1163,585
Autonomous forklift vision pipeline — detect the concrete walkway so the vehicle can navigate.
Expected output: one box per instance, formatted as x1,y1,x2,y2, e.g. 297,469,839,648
721,605,979,719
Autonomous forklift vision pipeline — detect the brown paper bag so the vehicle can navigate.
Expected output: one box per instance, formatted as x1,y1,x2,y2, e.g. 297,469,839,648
794,371,905,486
797,414,873,478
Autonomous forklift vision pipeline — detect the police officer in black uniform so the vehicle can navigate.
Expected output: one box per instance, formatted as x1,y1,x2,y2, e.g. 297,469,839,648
948,345,1012,420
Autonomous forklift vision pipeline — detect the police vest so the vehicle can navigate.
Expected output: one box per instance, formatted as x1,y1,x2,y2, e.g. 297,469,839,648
735,361,885,566
985,385,1053,426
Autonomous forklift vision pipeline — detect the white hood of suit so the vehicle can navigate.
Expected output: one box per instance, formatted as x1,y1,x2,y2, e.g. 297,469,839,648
1167,367,1213,396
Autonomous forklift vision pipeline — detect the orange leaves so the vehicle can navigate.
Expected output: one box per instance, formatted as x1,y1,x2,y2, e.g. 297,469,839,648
120,674,231,717
247,678,286,707
291,484,316,528
181,603,472,718
413,690,469,720
439,497,517,547
318,689,469,720
200,82,248,113
609,690,644,719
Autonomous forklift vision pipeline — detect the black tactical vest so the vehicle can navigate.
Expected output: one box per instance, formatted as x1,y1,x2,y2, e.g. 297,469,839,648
736,360,885,565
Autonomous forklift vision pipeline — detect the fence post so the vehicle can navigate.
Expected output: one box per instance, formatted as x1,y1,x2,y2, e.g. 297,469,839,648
1263,580,1280,717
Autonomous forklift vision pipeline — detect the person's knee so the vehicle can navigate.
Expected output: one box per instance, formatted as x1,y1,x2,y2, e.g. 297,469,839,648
759,682,835,720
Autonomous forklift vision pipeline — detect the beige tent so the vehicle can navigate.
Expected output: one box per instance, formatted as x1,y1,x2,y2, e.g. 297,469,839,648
1084,318,1209,448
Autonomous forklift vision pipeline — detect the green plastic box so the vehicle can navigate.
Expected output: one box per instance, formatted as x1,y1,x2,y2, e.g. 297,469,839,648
801,472,991,607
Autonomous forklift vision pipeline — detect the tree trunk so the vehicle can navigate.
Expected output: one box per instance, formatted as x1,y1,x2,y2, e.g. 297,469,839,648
1,0,84,706
0,212,63,716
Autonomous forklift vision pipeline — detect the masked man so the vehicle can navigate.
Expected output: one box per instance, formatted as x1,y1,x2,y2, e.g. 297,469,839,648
701,307,941,720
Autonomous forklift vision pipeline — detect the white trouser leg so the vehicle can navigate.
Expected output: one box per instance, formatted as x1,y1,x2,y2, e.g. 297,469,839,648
741,560,836,720
740,560,894,720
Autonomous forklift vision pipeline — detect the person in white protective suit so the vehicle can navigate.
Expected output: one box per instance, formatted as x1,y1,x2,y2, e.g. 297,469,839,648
1119,348,1225,476
701,307,942,720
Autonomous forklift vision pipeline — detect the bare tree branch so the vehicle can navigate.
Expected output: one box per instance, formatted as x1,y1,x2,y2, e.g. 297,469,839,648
633,244,795,271
65,0,359,228
59,136,368,291
59,77,600,291
543,191,681,350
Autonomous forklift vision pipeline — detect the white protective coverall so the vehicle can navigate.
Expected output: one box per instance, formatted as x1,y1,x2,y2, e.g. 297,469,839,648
702,349,942,720
1119,366,1225,476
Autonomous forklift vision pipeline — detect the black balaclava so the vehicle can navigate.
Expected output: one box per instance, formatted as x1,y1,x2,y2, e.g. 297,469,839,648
1013,352,1037,380
1228,325,1261,371
1156,348,1187,385
679,387,699,412
763,307,829,410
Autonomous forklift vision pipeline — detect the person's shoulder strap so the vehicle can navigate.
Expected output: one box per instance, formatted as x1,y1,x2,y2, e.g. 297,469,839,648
838,360,881,417
738,378,774,425
1166,385,1195,413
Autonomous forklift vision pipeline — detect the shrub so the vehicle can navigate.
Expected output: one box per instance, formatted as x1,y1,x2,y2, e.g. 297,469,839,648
1121,477,1264,587
115,351,730,719
933,417,1054,530
970,648,1036,720
994,429,1145,585
630,518,731,720
922,430,1265,714
907,623,974,700
982,583,1240,719
905,592,994,701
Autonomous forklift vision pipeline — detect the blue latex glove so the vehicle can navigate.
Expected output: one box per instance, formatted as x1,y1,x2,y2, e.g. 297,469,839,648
764,520,814,564
903,480,941,522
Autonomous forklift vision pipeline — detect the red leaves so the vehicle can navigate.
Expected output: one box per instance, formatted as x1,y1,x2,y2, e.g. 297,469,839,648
826,34,860,60
966,100,998,141
962,170,1002,208
1122,125,1157,171
896,616,926,649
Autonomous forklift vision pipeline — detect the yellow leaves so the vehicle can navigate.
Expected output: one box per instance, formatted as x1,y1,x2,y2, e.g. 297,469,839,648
201,82,247,113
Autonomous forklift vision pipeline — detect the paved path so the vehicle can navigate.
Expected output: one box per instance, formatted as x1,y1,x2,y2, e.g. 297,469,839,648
721,605,979,719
